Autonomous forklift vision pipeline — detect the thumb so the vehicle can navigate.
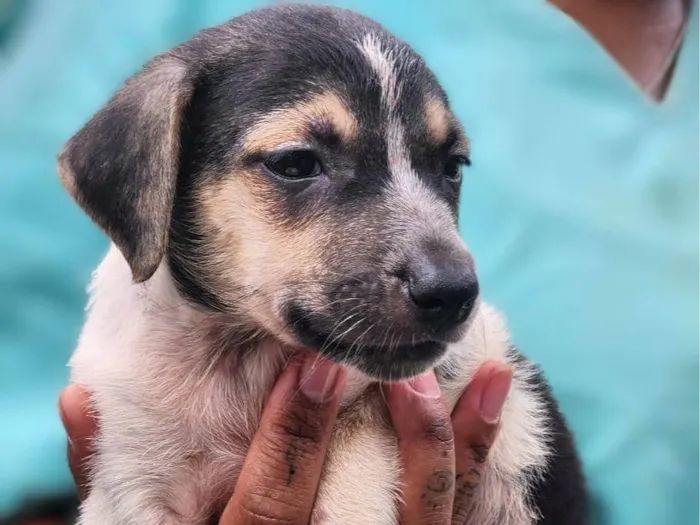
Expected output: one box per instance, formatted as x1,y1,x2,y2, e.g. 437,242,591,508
59,385,97,500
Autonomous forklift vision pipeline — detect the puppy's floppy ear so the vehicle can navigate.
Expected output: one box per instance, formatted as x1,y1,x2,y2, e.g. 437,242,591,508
58,55,193,283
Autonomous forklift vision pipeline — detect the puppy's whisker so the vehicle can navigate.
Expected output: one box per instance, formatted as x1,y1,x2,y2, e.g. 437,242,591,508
347,320,375,363
316,302,371,350
319,313,361,351
320,313,368,354
376,321,396,353
323,296,363,310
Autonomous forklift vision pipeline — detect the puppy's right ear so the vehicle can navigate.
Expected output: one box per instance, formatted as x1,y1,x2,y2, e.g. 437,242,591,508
58,55,193,283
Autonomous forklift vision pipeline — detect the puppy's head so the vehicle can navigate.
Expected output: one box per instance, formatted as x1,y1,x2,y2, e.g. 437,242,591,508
59,5,478,380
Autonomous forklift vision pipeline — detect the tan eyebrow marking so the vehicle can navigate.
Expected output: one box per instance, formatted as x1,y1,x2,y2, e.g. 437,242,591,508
359,33,401,107
241,92,358,153
424,96,471,156
424,96,451,144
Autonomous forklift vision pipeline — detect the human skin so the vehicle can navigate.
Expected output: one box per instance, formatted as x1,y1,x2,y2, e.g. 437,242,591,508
550,0,689,99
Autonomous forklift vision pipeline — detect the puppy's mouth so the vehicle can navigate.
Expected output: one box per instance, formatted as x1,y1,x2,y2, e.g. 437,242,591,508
281,301,450,380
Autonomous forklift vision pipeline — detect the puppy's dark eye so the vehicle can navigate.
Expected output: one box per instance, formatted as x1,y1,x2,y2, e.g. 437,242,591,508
264,150,322,180
444,155,470,183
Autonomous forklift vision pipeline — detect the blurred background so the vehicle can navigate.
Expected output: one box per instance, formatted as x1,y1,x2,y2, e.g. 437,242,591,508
0,1,697,524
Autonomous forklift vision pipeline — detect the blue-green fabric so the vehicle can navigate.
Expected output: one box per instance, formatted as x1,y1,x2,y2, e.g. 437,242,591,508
445,5,698,524
1,1,697,523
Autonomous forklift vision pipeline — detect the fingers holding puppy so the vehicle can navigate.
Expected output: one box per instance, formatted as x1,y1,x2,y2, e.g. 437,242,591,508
221,355,346,525
59,384,97,501
385,362,511,525
450,362,512,524
385,372,457,524
59,360,507,525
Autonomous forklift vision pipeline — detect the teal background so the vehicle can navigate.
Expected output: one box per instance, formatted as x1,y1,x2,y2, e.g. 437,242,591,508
1,1,697,523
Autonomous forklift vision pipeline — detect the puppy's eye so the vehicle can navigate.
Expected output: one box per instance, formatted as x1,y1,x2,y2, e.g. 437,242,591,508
444,155,470,183
264,150,322,180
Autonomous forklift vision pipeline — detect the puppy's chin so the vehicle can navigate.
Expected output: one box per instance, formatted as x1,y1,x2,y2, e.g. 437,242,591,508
269,297,481,380
339,340,449,381
290,334,448,381
273,311,447,382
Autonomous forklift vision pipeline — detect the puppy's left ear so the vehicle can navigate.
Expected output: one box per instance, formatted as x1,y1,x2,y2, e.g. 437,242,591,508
58,55,193,283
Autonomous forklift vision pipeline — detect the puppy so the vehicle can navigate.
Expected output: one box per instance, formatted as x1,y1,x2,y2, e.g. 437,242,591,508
59,5,587,524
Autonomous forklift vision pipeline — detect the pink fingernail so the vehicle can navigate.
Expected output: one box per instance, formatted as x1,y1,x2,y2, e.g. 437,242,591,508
479,367,513,424
299,356,341,403
408,371,441,399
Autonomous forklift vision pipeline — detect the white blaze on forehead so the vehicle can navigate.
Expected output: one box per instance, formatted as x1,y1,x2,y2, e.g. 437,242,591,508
385,121,456,236
359,33,400,106
359,33,455,237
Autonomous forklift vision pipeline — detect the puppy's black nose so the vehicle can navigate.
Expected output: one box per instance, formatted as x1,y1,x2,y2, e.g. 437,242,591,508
403,256,479,327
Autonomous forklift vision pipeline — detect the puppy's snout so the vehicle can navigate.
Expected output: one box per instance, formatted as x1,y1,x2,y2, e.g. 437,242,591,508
400,249,479,328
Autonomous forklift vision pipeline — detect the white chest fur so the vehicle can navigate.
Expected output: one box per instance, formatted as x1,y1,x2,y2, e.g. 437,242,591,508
70,246,550,525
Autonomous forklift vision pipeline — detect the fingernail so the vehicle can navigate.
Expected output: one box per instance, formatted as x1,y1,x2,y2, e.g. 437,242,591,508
479,366,512,424
299,356,342,403
408,371,441,399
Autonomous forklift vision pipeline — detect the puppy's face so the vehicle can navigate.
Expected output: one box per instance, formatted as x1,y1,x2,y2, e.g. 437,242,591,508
60,6,478,380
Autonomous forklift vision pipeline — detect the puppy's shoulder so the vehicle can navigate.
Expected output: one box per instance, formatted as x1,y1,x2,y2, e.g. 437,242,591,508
69,245,184,383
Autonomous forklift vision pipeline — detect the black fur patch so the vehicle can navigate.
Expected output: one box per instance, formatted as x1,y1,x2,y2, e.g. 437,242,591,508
508,350,589,524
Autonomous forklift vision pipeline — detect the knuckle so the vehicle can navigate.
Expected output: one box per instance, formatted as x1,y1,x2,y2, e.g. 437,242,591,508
452,503,472,525
425,469,455,496
256,403,330,483
283,402,327,443
239,492,304,525
462,442,491,465
420,414,455,450
419,498,453,525
454,472,482,501
274,404,327,455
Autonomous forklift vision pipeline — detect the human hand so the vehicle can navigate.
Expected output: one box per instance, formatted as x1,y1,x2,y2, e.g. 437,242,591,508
384,361,512,524
59,358,511,524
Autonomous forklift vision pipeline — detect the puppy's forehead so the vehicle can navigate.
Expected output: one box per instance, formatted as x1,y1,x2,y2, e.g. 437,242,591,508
236,35,464,154
184,5,468,174
354,32,469,155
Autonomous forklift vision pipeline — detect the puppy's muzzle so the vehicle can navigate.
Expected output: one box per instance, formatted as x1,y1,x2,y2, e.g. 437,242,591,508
277,241,479,379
